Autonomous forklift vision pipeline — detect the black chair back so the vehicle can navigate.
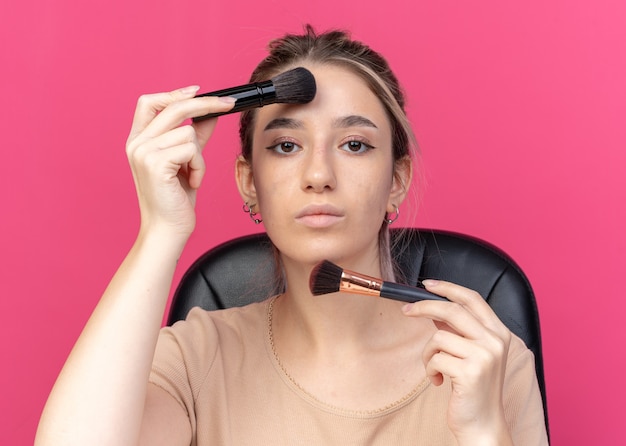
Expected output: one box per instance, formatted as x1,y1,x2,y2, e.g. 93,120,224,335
168,228,548,432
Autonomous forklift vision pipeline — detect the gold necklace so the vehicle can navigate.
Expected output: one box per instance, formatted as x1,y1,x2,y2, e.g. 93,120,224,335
267,296,425,415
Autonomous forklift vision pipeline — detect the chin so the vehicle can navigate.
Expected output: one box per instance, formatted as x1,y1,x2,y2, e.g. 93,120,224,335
267,222,380,266
290,241,377,271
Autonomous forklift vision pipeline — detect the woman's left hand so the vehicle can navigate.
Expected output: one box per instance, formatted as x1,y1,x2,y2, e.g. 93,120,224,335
402,280,513,445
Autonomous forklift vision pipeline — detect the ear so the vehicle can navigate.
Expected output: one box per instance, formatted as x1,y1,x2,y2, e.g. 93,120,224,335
235,155,258,206
387,156,413,212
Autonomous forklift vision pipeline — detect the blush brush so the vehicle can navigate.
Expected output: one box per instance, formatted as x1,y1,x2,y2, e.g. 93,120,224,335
309,260,448,303
192,67,316,121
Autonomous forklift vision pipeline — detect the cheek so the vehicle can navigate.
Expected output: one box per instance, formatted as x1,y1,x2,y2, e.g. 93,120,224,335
252,162,293,217
347,161,395,207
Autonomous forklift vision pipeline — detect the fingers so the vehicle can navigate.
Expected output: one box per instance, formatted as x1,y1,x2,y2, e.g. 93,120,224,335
128,86,198,143
425,352,459,386
423,329,472,363
422,330,469,386
423,280,491,321
402,280,511,367
125,85,235,196
403,280,512,436
129,125,206,189
403,280,512,389
192,115,221,149
404,280,509,338
404,300,487,341
131,125,198,158
422,329,501,386
122,86,234,238
140,141,206,189
127,86,235,149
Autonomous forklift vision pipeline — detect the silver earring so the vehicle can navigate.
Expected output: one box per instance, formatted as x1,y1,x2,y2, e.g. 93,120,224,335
385,204,399,225
243,202,262,224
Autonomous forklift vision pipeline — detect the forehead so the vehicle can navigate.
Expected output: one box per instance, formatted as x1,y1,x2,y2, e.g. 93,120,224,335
254,63,391,130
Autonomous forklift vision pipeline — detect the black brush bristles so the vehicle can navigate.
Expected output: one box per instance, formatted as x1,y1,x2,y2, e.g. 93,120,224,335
310,260,343,296
192,67,316,121
271,67,317,104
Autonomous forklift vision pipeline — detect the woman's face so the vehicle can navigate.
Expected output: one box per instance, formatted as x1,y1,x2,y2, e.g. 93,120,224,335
237,63,410,271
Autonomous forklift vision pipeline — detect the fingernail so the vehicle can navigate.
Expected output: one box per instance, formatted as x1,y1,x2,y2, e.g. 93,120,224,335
180,85,200,95
218,96,237,104
422,279,440,288
402,303,413,313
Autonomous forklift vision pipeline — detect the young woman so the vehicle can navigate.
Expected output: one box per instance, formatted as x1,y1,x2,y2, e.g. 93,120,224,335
36,27,548,445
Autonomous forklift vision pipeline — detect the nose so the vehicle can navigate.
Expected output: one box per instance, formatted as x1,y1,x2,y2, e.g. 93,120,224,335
301,146,337,192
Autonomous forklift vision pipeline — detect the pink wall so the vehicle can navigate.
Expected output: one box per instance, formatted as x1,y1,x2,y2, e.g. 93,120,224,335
2,1,624,443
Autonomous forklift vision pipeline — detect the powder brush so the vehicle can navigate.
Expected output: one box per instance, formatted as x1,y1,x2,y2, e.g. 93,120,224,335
309,260,448,303
192,67,316,121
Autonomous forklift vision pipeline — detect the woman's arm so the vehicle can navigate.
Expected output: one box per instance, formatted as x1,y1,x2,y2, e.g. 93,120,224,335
35,87,234,446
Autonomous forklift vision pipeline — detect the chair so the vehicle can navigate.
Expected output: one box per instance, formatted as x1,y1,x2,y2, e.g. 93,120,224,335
168,228,548,433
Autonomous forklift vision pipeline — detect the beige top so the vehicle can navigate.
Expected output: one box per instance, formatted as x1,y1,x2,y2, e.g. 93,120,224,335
149,299,548,445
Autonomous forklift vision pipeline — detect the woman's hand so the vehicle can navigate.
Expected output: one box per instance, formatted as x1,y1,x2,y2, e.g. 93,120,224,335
125,86,235,239
402,280,513,445
34,89,236,446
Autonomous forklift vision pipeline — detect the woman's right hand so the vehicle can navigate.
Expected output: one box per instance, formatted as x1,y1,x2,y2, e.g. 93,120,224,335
125,86,235,239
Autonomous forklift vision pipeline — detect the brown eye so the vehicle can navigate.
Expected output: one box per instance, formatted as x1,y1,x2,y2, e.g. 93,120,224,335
266,140,301,154
340,139,374,153
280,142,296,153
348,141,362,151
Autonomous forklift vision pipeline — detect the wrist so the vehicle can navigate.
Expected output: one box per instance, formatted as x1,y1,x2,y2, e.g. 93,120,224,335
136,223,191,258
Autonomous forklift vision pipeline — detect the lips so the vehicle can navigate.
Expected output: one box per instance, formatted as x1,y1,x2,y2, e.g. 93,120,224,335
295,204,344,228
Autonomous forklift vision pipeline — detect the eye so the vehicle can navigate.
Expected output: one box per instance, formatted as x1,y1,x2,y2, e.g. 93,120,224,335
266,140,302,154
339,139,375,154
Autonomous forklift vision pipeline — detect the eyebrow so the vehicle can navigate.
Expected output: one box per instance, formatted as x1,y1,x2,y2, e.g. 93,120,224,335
263,114,378,131
263,117,303,131
333,115,378,129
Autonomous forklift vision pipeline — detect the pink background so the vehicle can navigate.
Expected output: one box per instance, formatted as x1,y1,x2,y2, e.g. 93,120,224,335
2,0,625,443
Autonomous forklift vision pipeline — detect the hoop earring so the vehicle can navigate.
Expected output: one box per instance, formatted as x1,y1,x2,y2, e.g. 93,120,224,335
243,202,262,224
384,204,399,225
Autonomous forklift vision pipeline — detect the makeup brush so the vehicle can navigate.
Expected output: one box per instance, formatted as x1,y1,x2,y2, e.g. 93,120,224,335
192,67,316,121
309,260,448,303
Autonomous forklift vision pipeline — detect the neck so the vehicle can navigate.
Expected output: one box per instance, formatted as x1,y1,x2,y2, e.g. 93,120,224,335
273,258,407,353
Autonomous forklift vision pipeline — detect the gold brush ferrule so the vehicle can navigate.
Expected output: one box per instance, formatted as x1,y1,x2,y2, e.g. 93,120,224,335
338,269,383,297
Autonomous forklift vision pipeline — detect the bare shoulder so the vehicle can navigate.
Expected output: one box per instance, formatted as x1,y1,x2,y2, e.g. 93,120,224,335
139,383,192,446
